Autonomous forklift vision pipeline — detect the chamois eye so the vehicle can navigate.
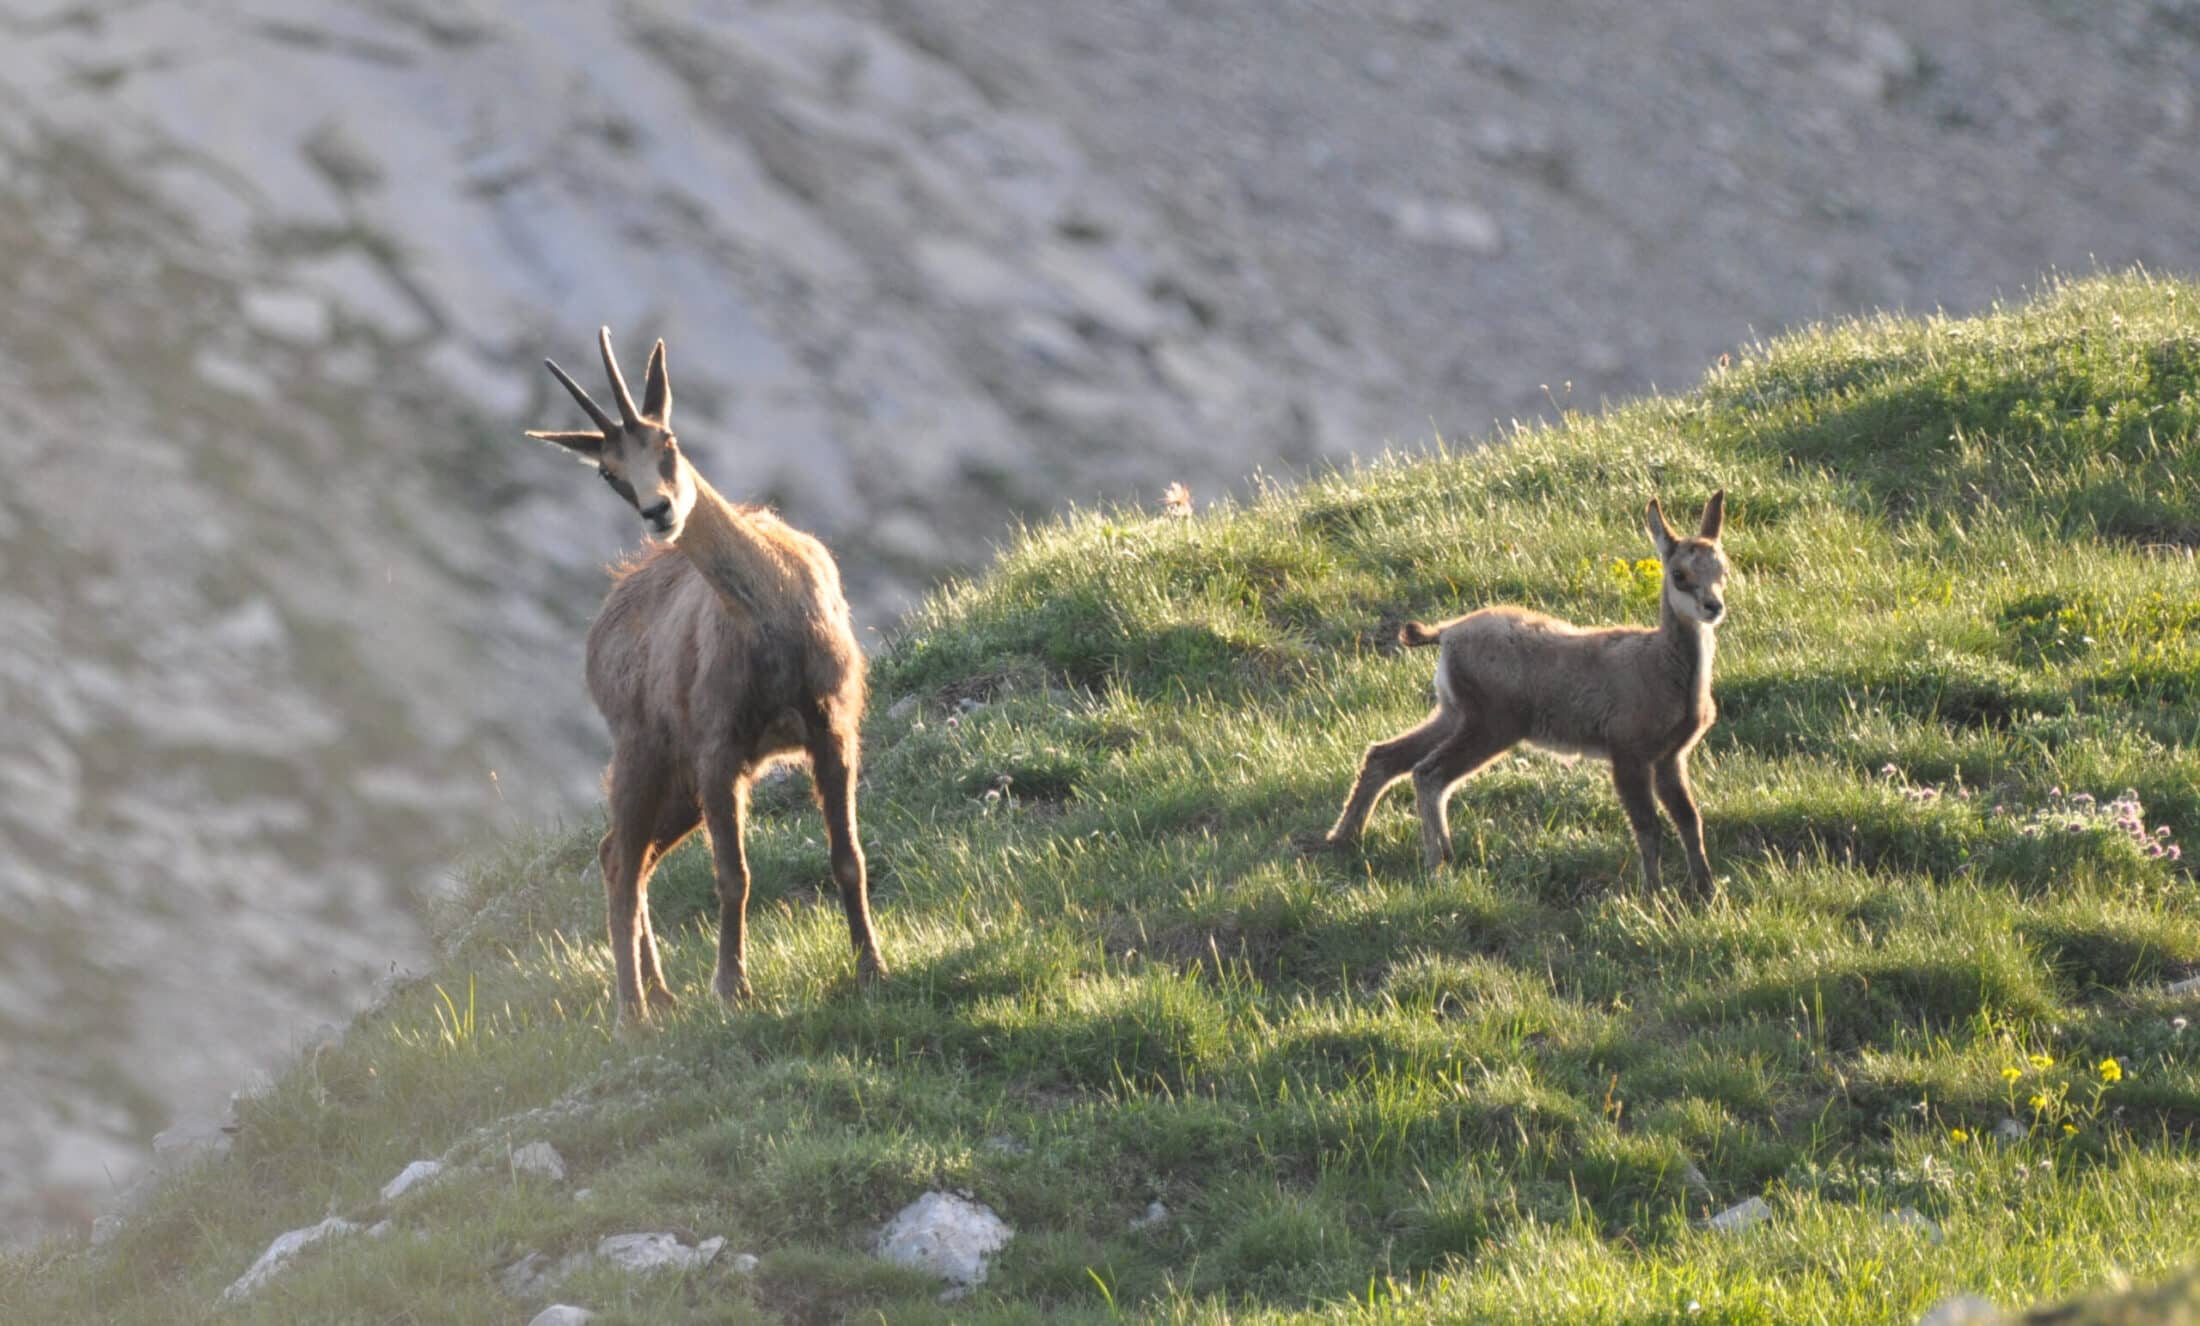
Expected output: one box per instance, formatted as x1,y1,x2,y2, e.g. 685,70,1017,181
600,468,614,483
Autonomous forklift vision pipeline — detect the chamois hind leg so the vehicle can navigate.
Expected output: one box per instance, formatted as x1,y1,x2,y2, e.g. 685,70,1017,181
1325,708,1456,847
1612,759,1664,890
700,770,755,1003
1410,719,1514,870
1653,753,1713,891
601,750,677,1023
635,791,702,1010
809,726,888,983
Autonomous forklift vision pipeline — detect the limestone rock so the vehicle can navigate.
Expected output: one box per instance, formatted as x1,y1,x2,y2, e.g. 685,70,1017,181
875,1191,1013,1286
379,1159,445,1202
511,1142,567,1183
221,1217,363,1302
1705,1196,1772,1233
594,1231,725,1273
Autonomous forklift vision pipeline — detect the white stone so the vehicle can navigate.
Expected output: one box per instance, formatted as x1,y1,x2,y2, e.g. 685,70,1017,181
511,1141,566,1182
379,1159,444,1202
1388,198,1503,255
728,1252,760,1274
2167,974,2200,996
192,349,278,401
875,1191,1013,1286
1992,1118,2026,1145
1704,1196,1772,1233
1036,244,1164,342
240,288,334,346
886,694,919,721
528,1308,596,1326
916,236,1035,310
1128,1200,1168,1229
289,250,434,342
220,1216,363,1301
594,1231,725,1273
1917,1294,2000,1326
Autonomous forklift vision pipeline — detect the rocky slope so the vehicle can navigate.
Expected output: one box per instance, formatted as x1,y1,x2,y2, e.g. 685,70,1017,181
2,0,2197,1244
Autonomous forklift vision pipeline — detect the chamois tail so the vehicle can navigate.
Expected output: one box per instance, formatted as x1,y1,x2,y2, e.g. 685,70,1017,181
1398,621,1444,648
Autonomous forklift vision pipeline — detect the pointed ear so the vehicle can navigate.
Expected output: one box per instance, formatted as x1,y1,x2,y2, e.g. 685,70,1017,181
1645,497,1678,558
524,429,604,459
1697,489,1726,541
643,339,671,424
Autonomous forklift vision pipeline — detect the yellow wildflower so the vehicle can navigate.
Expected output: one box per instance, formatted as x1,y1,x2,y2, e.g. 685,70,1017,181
2028,1053,2055,1070
2061,1123,2079,1136
2000,1066,2023,1084
2097,1058,2123,1084
1949,1127,1970,1143
2028,1094,2048,1112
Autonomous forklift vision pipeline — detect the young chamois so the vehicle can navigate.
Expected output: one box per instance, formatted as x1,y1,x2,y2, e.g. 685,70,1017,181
1322,492,1732,889
520,328,886,1022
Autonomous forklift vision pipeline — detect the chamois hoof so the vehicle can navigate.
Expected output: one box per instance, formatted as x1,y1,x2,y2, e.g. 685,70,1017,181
645,984,679,1012
857,955,891,987
712,968,755,1004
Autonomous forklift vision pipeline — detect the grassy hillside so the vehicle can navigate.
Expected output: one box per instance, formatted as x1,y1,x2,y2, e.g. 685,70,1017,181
9,273,2200,1324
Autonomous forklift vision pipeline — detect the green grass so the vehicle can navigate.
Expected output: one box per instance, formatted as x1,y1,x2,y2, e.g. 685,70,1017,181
10,272,2200,1324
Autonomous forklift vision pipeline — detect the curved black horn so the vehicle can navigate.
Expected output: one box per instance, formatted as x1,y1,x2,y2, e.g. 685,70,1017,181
598,326,642,428
643,338,671,423
544,357,617,434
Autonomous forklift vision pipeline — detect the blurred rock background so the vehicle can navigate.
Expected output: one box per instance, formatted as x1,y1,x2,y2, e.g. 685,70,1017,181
2,0,2197,1244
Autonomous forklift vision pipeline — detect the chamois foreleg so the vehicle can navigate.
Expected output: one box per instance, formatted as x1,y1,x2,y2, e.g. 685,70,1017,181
1410,718,1514,870
1653,753,1713,890
1611,759,1664,890
810,728,888,982
701,772,756,1003
1326,708,1455,847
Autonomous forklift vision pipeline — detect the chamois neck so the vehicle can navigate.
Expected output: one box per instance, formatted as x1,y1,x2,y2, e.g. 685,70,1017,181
1659,594,1716,691
669,468,794,612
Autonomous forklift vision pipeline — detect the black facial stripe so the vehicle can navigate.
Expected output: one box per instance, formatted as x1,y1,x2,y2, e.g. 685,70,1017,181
603,472,639,505
658,451,677,481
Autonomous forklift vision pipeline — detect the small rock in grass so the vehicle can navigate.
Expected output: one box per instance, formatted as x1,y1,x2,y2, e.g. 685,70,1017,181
221,1217,363,1301
980,1134,1027,1157
1916,1293,2001,1326
1884,1207,1944,1244
380,1159,444,1202
1992,1118,2025,1145
594,1232,725,1273
572,1188,594,1202
2167,974,2200,996
1129,1201,1168,1230
528,1308,596,1326
876,1192,1014,1286
511,1141,567,1182
729,1252,760,1275
887,694,918,720
1680,1160,1713,1196
1704,1196,1772,1233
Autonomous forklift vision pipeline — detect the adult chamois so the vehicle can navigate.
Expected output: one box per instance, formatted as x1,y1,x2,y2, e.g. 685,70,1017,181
1321,492,1732,889
520,328,886,1021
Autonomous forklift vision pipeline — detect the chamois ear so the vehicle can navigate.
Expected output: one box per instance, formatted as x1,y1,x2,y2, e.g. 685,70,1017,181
1645,497,1678,558
1697,489,1726,541
524,429,605,460
643,339,671,424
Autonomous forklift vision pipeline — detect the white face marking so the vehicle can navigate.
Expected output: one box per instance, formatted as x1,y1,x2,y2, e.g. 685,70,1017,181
599,427,695,541
1664,543,1731,627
